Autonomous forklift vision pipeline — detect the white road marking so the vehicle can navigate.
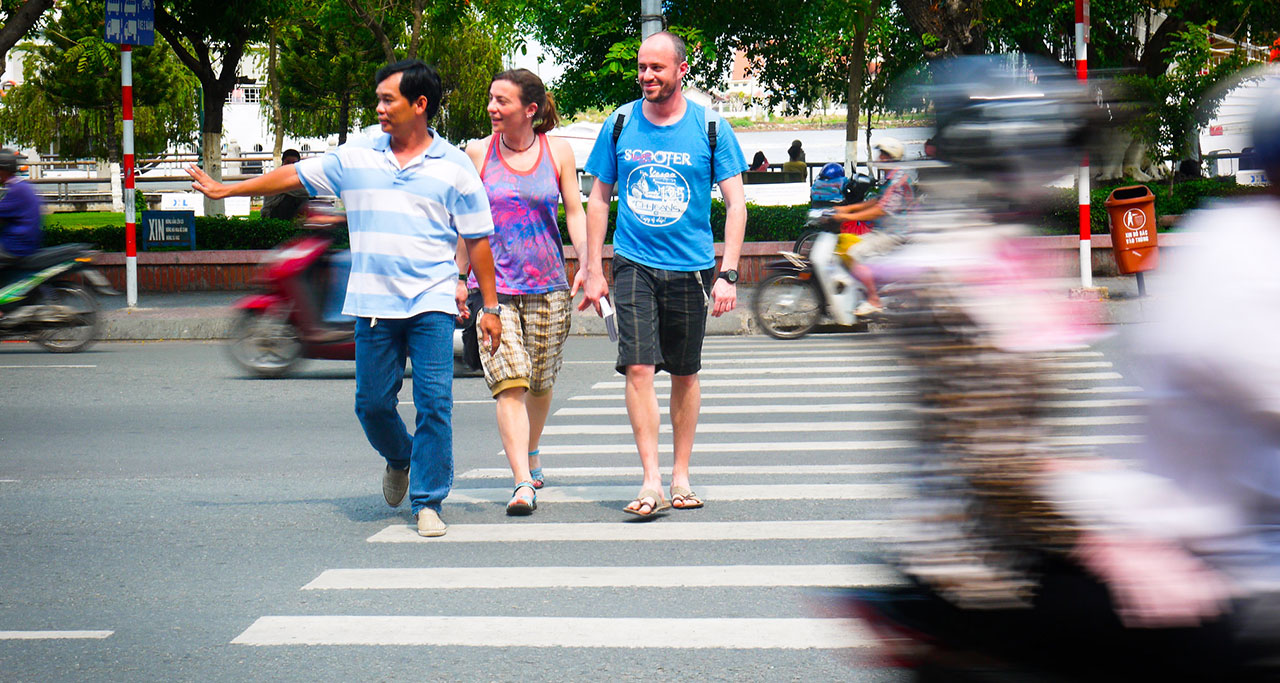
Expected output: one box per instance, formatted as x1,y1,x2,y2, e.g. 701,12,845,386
556,402,914,417
521,440,915,455
566,385,1143,401
697,365,906,375
458,464,911,479
232,616,871,648
0,479,18,483
699,349,1105,359
1041,415,1144,426
368,520,901,544
0,364,96,369
401,399,491,405
541,421,915,435
1043,398,1147,408
0,630,113,640
569,389,916,401
303,564,900,590
445,483,907,504
590,372,1122,390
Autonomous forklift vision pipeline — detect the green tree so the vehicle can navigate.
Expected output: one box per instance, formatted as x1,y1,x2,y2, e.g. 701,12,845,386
155,0,281,214
0,0,199,160
274,0,383,146
0,0,54,66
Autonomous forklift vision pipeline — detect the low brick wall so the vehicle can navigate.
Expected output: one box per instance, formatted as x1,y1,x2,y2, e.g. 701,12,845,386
91,235,1189,293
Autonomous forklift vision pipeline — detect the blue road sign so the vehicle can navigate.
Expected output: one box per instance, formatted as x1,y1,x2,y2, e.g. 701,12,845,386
105,0,155,46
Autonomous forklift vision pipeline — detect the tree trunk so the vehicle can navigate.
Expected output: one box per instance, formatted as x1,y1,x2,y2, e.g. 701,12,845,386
338,91,351,145
894,0,985,57
201,85,228,216
845,0,881,169
269,26,284,166
0,0,55,67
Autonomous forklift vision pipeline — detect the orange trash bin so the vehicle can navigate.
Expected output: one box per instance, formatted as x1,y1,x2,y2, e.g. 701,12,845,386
1104,185,1158,274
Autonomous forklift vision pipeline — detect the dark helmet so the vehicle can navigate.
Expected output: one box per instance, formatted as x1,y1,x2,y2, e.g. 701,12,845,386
0,148,23,173
818,162,845,180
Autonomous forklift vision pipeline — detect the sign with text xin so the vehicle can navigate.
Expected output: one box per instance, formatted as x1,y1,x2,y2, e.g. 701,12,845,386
140,211,196,250
105,0,155,46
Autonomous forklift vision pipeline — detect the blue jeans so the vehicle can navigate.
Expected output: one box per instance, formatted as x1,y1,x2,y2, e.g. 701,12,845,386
354,312,454,514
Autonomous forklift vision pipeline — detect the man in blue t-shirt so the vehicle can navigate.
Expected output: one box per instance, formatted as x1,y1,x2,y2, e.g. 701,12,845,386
0,149,42,269
579,30,748,517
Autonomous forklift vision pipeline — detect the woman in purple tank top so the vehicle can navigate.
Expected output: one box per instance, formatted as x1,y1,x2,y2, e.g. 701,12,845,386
458,69,587,516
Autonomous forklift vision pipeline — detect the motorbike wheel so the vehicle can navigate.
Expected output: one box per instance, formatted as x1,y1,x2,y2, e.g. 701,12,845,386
227,309,303,378
33,281,101,353
792,229,828,259
753,273,822,340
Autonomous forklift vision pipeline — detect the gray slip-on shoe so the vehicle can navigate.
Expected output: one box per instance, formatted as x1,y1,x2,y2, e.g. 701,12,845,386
416,508,447,537
382,465,409,507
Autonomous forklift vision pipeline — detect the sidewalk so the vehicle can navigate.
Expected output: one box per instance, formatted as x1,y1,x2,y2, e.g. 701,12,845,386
97,276,1155,341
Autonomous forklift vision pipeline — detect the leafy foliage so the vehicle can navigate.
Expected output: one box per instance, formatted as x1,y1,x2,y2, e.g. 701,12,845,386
0,0,200,160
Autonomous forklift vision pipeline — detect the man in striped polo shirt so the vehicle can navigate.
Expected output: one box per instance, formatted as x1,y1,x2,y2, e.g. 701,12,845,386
187,60,502,538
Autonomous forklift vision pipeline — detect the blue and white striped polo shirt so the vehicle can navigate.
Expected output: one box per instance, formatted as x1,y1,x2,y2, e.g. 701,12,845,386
294,131,494,319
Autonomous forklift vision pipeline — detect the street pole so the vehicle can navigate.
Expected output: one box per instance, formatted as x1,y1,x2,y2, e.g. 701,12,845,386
122,45,137,307
640,0,662,40
1076,0,1091,289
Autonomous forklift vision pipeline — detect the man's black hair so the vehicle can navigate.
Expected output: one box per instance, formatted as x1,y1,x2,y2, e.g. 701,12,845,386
281,148,301,162
375,59,442,121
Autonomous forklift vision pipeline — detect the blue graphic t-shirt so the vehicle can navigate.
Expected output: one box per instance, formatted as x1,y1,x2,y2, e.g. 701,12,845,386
585,98,747,271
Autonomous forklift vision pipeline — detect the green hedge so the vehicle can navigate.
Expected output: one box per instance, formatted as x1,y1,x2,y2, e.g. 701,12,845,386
44,215,346,252
1040,177,1268,236
42,179,1266,251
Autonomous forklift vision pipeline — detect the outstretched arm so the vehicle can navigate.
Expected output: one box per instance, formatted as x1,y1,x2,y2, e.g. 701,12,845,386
186,163,305,200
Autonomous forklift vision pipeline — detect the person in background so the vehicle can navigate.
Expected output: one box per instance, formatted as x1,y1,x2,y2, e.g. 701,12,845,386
578,31,748,516
781,139,806,175
458,68,587,516
829,137,914,315
750,150,769,171
259,149,309,219
0,148,42,275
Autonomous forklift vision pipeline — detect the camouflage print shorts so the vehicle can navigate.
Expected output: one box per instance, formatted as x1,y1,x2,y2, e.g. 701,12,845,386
481,289,572,398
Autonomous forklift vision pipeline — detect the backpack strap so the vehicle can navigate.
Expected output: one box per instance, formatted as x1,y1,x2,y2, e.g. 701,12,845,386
611,101,636,146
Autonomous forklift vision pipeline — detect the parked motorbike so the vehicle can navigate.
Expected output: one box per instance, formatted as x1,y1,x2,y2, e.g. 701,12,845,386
0,243,117,352
752,231,883,339
227,205,477,378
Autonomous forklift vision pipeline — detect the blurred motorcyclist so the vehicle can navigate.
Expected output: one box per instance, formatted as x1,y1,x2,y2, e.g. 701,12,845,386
0,148,42,276
827,138,913,315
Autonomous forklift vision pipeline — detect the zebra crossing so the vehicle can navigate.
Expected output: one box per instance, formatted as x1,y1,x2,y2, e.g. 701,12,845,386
231,333,1145,660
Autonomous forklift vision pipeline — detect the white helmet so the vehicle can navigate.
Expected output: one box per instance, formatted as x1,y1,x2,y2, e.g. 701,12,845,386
874,137,905,161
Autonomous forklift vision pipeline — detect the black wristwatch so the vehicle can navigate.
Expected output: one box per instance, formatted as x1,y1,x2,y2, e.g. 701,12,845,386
717,269,739,284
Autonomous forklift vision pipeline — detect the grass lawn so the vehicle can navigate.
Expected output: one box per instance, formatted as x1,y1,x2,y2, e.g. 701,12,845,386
46,210,262,228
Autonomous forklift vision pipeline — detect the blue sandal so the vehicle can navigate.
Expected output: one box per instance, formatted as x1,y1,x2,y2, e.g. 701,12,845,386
529,450,544,489
506,481,537,516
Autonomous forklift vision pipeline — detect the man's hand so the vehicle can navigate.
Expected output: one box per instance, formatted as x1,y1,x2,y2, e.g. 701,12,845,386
455,281,470,319
186,164,230,200
577,268,608,314
710,279,736,317
478,311,502,355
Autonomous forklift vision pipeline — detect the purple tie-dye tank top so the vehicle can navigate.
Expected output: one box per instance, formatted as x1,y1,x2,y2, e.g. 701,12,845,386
468,134,567,294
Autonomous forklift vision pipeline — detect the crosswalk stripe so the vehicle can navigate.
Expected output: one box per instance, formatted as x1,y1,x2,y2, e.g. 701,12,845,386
559,400,1144,414
458,464,911,479
446,484,908,504
368,520,901,543
556,403,914,416
524,441,915,455
566,385,1143,401
699,349,1106,359
302,564,901,590
231,616,871,648
0,631,113,640
694,362,1112,375
541,415,1139,436
541,421,915,435
591,372,1123,389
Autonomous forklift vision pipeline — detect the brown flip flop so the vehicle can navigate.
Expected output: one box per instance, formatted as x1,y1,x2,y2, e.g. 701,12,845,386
670,485,704,509
623,488,671,517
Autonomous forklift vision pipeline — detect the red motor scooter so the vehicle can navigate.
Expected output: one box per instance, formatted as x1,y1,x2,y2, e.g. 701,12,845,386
226,203,355,377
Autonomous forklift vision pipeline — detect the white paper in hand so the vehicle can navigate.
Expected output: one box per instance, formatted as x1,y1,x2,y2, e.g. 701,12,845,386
599,296,618,342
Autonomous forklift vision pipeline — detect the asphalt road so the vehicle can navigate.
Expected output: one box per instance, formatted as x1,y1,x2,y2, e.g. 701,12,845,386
0,331,1142,681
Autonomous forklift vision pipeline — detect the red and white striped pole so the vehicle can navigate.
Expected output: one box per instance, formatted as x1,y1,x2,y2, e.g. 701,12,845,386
1075,0,1091,288
122,45,137,306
